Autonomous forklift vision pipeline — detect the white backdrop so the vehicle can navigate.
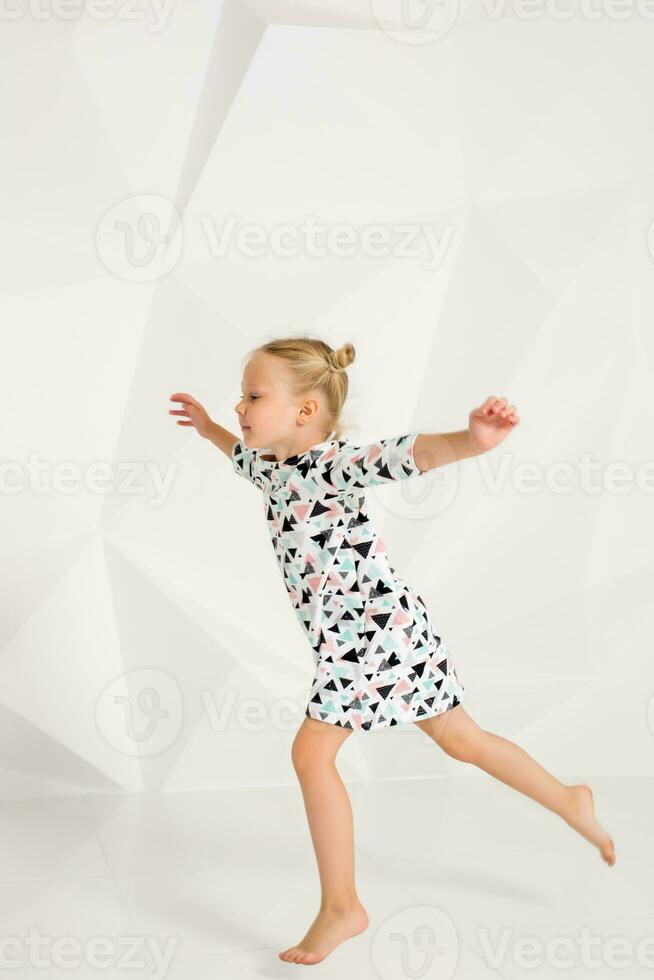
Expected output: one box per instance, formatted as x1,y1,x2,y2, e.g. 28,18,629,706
2,0,654,803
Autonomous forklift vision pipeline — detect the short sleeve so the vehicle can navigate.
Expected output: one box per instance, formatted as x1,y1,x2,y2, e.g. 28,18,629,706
314,432,423,495
231,439,265,491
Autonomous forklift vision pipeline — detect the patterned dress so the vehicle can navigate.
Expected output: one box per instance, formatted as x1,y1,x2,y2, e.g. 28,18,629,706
231,432,465,733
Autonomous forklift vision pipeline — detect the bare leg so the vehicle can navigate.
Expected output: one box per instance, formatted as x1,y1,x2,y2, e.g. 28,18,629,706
278,716,369,965
414,705,616,866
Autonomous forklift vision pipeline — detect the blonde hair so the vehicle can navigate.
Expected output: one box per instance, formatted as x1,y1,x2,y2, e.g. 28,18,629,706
245,335,356,441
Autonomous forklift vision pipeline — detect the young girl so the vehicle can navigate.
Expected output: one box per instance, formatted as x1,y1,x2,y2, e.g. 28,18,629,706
169,337,615,966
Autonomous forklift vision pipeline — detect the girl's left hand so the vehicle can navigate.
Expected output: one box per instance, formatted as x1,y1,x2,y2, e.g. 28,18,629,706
469,396,520,452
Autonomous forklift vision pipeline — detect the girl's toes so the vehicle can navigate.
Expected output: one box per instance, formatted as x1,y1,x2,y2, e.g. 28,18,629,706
604,837,616,866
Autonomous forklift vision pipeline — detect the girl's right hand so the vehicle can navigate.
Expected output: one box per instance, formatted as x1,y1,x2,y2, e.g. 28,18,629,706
169,392,214,439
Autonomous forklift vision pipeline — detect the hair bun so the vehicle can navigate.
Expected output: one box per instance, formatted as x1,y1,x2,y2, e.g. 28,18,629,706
330,342,356,371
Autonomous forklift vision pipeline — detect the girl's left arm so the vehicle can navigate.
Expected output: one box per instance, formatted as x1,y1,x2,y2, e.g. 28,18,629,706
414,395,520,474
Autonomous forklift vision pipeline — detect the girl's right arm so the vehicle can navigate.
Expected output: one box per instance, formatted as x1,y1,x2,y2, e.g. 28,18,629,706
169,391,264,489
205,420,239,458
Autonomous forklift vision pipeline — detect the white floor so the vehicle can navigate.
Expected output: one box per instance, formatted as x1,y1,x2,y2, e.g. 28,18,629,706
0,775,649,979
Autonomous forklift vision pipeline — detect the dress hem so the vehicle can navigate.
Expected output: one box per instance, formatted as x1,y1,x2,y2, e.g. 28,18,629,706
305,689,465,734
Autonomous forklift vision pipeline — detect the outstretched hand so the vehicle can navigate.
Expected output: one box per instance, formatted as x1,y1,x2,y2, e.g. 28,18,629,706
468,395,520,452
169,392,214,439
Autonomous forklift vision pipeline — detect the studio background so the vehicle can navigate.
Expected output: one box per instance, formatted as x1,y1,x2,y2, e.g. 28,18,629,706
1,2,653,970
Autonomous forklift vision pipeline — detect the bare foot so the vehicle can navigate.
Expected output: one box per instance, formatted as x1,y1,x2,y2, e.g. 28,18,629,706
563,784,616,866
278,902,369,965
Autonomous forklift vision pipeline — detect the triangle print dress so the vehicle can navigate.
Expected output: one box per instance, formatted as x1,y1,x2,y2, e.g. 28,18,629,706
231,432,465,733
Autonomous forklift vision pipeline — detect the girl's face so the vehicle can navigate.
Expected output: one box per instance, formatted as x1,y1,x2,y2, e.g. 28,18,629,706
234,353,325,450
